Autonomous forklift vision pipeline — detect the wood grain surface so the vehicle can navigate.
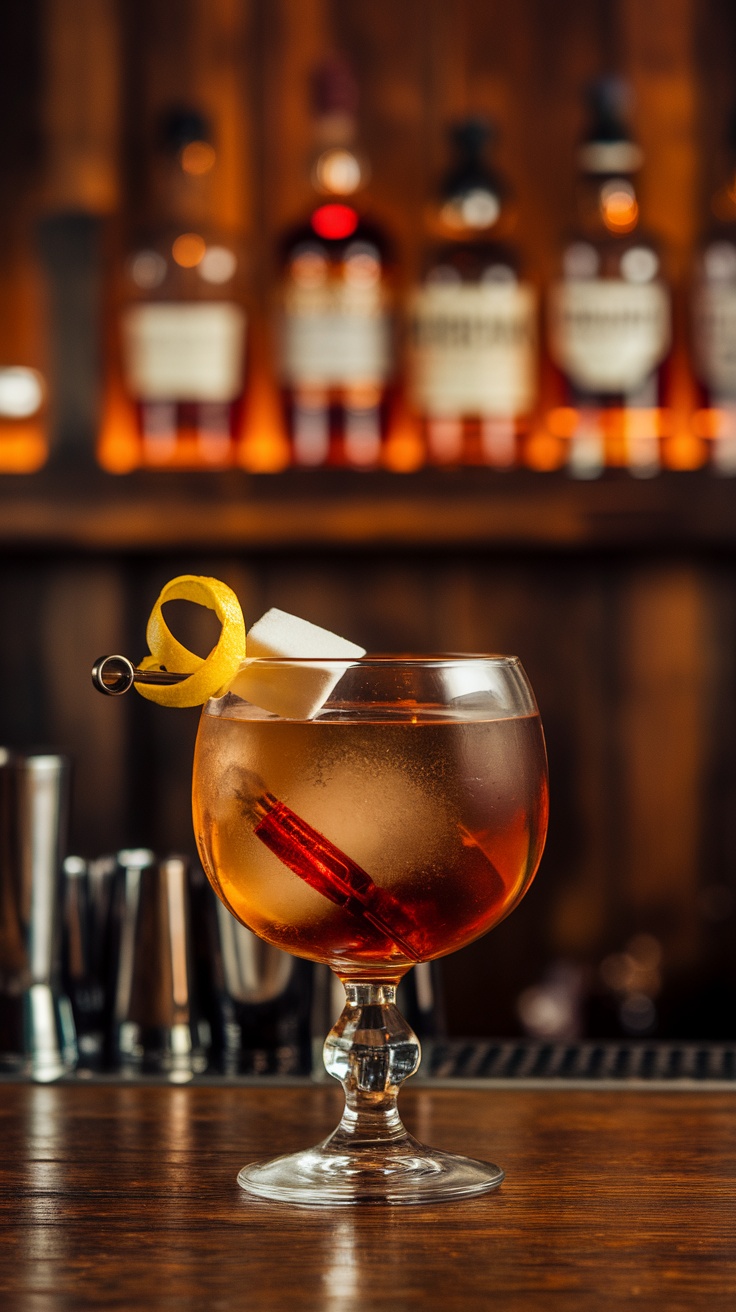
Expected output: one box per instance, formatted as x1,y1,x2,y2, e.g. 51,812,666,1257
0,1082,734,1310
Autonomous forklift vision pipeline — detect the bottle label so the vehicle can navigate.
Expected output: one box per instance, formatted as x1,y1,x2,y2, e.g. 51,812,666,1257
693,285,736,397
549,280,671,393
122,302,247,401
408,283,537,416
279,283,392,385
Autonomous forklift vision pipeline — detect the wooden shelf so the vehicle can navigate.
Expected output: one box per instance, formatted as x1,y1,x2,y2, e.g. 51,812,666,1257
3,466,736,554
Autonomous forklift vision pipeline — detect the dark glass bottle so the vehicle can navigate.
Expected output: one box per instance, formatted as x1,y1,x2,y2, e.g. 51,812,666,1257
547,79,672,478
690,109,736,474
408,118,537,468
99,107,247,471
276,57,394,469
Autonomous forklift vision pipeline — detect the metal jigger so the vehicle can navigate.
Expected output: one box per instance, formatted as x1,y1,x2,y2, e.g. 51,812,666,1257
0,750,77,1082
112,850,208,1081
62,853,118,1068
205,887,313,1076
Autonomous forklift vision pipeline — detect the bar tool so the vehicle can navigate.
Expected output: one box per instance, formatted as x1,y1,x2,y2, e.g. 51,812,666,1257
62,853,117,1067
0,750,77,1081
92,655,187,695
112,849,208,1080
192,865,312,1076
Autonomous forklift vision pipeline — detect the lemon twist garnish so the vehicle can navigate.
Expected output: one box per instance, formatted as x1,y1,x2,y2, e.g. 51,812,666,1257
136,575,246,707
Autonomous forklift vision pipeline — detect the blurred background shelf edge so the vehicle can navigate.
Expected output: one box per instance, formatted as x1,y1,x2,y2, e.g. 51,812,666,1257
5,468,736,552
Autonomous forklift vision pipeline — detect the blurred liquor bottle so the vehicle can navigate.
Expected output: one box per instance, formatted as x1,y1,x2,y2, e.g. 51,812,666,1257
407,119,537,468
547,79,672,478
690,110,736,474
0,205,48,473
276,57,394,469
98,107,247,472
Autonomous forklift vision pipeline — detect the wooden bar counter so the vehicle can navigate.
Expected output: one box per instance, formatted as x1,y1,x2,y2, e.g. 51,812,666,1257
0,1081,734,1309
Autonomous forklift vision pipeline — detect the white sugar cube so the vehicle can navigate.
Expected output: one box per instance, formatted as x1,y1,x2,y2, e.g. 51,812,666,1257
227,608,365,719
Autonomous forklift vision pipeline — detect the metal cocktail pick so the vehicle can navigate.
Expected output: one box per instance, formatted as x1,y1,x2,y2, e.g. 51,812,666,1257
91,655,188,696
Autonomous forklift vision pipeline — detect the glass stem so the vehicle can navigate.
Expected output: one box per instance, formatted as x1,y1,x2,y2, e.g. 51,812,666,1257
322,982,421,1150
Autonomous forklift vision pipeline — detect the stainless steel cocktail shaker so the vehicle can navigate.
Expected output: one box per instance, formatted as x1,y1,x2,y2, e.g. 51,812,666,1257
111,850,208,1079
0,750,77,1081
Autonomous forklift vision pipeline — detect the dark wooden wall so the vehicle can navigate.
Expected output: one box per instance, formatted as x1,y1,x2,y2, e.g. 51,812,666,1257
2,0,736,1039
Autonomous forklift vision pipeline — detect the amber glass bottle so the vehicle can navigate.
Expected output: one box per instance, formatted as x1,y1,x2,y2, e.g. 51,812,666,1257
99,107,247,472
547,80,672,478
276,58,394,469
690,111,736,474
408,119,537,468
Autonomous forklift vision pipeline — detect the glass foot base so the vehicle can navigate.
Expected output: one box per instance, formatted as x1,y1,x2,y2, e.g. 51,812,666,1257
237,1133,504,1207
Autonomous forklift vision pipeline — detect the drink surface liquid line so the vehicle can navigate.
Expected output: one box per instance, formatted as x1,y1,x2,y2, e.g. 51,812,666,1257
193,705,548,980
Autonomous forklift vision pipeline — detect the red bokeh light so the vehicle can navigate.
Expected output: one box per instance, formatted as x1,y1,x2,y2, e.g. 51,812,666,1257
310,203,359,240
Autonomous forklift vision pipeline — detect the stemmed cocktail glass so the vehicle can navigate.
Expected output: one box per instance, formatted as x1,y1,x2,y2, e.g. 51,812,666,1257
192,655,548,1206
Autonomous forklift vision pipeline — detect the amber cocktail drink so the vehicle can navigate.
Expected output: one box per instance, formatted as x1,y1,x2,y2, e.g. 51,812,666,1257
193,656,548,1204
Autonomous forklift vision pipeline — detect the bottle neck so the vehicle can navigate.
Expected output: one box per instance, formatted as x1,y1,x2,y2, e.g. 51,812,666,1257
149,153,215,231
310,113,366,200
431,136,512,243
576,168,641,238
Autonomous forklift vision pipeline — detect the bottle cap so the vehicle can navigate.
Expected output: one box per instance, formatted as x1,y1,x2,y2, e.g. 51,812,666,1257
578,78,643,173
310,55,359,119
439,116,504,229
449,117,495,158
159,106,213,153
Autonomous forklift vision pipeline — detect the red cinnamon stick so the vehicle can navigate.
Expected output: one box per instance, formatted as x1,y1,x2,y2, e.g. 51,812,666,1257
238,776,425,961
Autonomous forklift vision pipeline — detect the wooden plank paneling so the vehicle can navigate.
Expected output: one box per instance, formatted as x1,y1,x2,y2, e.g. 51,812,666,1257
40,0,121,213
618,565,710,969
42,564,128,855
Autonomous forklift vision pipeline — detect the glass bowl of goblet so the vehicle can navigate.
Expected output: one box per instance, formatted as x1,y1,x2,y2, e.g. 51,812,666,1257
193,655,548,1205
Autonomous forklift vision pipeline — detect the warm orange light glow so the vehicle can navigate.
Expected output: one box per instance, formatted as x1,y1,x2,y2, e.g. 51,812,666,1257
96,378,139,473
98,378,242,471
383,422,424,472
172,233,206,268
663,430,707,470
237,368,290,472
546,407,579,438
543,406,671,470
0,421,47,473
239,427,291,472
525,430,566,471
600,186,639,234
151,435,238,469
692,408,723,440
621,408,666,439
180,141,216,175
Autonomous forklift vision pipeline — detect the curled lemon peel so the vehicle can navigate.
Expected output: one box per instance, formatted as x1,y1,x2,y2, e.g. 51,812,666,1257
136,575,246,707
